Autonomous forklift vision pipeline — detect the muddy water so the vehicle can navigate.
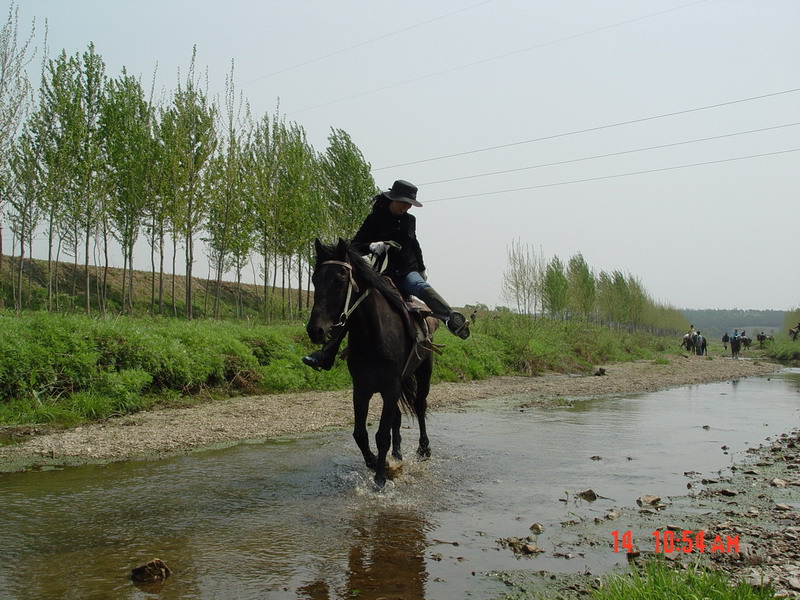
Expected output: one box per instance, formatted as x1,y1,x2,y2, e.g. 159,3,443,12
1,369,798,600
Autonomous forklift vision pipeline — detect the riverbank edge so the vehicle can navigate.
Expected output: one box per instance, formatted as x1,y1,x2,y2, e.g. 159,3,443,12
0,354,785,474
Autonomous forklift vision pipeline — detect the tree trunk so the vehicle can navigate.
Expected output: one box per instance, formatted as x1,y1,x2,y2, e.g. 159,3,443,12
84,221,91,314
171,236,177,317
185,226,193,319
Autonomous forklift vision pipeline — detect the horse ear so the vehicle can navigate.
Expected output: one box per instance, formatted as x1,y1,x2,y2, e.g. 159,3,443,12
336,237,349,258
314,238,324,257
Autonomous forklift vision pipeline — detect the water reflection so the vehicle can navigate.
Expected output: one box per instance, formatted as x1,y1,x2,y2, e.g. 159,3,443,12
298,509,429,600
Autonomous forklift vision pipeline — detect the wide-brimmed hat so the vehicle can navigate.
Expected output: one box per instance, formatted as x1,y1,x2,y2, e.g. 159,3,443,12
382,180,422,207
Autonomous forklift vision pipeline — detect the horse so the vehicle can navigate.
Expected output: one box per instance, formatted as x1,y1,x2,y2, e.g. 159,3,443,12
306,238,438,488
740,335,752,350
681,333,695,352
694,334,707,356
790,328,799,342
730,337,741,359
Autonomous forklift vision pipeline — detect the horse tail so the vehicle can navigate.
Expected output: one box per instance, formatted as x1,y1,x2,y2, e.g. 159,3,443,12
399,374,419,418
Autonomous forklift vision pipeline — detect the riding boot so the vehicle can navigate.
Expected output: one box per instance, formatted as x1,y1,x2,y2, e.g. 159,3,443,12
416,287,470,340
302,324,347,371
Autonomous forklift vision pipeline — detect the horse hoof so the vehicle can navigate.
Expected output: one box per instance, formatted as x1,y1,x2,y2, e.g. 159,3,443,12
373,475,386,489
392,451,403,461
417,445,431,459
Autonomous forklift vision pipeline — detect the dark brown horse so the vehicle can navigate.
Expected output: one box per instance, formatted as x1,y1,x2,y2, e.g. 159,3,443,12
730,337,742,359
306,239,437,488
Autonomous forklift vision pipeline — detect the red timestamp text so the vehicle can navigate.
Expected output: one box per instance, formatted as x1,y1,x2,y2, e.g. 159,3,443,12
612,530,740,554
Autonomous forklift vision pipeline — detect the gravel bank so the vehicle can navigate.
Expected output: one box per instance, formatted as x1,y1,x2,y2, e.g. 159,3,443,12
0,354,782,473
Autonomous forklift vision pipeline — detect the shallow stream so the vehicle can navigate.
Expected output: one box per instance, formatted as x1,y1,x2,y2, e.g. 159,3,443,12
1,367,798,599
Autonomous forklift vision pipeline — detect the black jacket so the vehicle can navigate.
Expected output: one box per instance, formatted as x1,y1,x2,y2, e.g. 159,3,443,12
352,197,425,282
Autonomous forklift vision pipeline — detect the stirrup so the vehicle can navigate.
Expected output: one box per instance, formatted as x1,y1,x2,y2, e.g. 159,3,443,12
446,312,470,339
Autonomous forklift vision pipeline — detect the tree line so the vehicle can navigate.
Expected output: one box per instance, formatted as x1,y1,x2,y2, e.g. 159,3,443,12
0,6,376,319
501,239,688,335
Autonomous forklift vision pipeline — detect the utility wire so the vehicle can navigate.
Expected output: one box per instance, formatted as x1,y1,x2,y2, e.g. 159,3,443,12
376,87,800,170
418,122,800,186
424,148,800,203
289,0,710,115
242,0,496,85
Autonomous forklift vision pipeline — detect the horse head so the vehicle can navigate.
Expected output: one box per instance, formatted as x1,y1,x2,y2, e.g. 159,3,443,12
306,238,354,345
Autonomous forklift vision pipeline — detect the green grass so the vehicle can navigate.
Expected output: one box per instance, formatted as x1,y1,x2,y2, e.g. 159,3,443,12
593,560,775,600
0,310,684,427
765,339,800,363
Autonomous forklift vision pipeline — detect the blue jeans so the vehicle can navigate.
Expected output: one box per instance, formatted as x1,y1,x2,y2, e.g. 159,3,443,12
397,271,430,299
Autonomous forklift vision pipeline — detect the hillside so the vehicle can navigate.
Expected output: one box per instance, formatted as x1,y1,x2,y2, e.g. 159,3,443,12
0,253,309,320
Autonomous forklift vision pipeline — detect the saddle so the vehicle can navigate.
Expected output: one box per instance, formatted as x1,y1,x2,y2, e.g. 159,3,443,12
379,275,444,374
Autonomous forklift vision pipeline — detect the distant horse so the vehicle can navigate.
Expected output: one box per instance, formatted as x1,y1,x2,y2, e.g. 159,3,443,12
740,335,752,350
306,239,437,488
790,328,799,342
694,334,707,356
756,333,772,348
681,334,695,352
730,337,742,359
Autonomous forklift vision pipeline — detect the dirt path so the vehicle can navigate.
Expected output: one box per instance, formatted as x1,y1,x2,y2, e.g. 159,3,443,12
0,354,781,473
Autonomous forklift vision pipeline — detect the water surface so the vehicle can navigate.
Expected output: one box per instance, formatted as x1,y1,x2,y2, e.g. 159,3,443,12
1,368,798,599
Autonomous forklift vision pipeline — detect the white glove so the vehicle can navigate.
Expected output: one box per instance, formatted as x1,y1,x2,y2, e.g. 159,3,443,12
369,241,388,255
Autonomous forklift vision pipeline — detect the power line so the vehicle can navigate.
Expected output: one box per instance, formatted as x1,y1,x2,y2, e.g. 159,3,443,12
424,148,800,203
376,87,800,170
418,122,800,186
241,0,497,85
289,0,710,115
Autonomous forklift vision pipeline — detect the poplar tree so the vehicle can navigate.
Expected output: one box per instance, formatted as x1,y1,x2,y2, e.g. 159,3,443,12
0,2,34,275
542,256,569,319
75,43,107,313
100,70,155,312
8,129,42,309
566,252,595,319
205,65,251,318
319,128,376,238
249,110,281,318
160,50,216,319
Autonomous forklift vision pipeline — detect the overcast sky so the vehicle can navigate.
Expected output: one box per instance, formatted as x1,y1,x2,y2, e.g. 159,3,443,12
10,0,800,311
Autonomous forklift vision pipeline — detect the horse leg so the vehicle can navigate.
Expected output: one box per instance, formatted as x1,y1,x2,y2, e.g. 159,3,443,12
352,387,377,470
373,390,400,488
391,407,403,461
415,358,432,459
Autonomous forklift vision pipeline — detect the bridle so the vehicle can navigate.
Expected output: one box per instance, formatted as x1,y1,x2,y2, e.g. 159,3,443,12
319,259,371,328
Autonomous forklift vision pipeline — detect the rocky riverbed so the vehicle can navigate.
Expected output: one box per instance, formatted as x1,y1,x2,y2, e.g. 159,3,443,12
490,427,800,599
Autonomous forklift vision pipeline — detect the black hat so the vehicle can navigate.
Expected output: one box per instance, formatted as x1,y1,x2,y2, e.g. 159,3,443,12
382,180,422,207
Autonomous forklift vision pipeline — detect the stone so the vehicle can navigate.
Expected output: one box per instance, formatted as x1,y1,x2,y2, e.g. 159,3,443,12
636,494,661,507
131,558,171,583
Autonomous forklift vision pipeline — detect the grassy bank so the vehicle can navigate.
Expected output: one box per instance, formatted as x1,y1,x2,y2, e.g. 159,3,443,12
590,559,775,600
764,339,800,363
0,310,682,427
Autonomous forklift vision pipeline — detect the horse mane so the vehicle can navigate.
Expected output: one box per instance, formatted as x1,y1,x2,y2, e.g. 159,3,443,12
345,246,408,315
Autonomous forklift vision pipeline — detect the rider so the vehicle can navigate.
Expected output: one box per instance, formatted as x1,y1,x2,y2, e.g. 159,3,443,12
301,179,469,371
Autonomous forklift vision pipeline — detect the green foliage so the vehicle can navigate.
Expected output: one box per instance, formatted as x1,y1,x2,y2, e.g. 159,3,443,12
0,310,685,427
593,559,774,600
